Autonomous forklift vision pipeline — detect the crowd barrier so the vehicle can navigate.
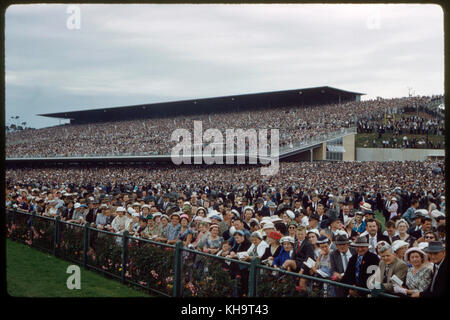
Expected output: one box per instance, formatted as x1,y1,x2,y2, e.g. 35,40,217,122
6,209,398,298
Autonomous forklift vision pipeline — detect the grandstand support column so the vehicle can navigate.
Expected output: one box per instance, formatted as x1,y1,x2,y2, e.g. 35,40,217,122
310,149,313,162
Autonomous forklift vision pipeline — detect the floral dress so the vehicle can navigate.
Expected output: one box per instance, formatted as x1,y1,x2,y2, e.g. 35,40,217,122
405,266,433,293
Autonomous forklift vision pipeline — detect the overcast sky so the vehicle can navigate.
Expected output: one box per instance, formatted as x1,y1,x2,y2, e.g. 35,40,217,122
5,3,444,129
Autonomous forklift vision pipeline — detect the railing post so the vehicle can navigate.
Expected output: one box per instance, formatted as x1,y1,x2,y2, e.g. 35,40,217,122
248,257,260,297
121,231,129,284
53,216,60,256
82,222,90,268
173,241,183,297
30,211,35,247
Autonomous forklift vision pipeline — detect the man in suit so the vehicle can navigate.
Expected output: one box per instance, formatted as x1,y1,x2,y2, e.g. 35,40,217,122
341,236,380,297
330,234,356,297
254,198,270,217
413,241,447,298
377,244,408,293
365,219,389,253
281,227,315,273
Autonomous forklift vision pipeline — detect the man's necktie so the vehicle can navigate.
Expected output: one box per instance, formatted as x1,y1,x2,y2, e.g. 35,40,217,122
342,252,348,271
431,263,439,292
383,265,390,283
356,255,363,279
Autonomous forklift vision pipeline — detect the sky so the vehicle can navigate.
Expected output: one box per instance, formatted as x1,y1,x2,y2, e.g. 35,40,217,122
5,3,444,129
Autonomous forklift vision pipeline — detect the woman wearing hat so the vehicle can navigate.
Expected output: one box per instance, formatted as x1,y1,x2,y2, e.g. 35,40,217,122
154,214,170,242
242,232,269,262
309,236,332,278
352,211,366,234
392,219,416,247
191,221,210,249
165,213,182,245
287,221,298,240
306,229,321,259
201,224,224,255
261,231,282,265
388,197,398,220
178,214,195,248
343,217,358,241
273,236,295,268
394,247,432,296
391,240,409,264
194,207,207,218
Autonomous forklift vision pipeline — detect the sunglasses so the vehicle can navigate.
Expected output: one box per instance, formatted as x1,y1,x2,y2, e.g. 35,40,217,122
425,236,435,239
288,226,296,229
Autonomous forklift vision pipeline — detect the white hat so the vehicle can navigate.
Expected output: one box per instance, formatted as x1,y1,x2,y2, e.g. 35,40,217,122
285,210,295,220
229,226,237,236
307,228,320,238
249,218,260,226
271,215,283,223
430,209,445,219
262,222,275,230
391,240,409,252
404,247,426,263
414,209,428,217
74,203,81,209
361,202,372,211
260,217,272,224
244,206,255,212
418,242,429,251
116,206,126,212
395,219,409,229
280,236,295,244
251,231,263,240
391,197,397,201
141,204,151,209
194,216,204,222
231,209,240,218
131,211,140,217
127,207,136,215
152,212,162,218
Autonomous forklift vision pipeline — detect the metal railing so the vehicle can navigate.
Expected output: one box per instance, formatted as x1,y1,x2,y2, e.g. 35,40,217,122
6,208,397,298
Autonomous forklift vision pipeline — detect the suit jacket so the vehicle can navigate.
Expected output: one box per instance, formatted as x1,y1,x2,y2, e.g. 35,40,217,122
330,248,357,274
341,251,380,289
420,257,448,298
377,257,408,293
365,233,390,246
255,205,270,217
329,247,357,297
292,239,315,272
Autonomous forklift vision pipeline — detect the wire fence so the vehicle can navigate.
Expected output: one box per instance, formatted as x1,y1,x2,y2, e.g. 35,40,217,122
6,209,398,298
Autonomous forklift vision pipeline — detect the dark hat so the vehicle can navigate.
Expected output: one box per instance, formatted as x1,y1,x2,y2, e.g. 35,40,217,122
256,198,264,204
351,236,370,247
423,241,445,253
316,235,329,244
333,234,350,245
309,213,320,221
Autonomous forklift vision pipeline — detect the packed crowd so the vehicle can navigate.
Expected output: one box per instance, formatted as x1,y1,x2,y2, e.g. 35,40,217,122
357,111,445,149
358,114,445,137
6,96,432,157
5,160,446,297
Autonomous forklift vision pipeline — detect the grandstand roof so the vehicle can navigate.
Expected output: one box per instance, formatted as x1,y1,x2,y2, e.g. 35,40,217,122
39,86,365,124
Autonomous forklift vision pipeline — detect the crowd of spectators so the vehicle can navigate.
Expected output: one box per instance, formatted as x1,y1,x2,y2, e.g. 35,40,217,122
6,96,433,158
5,160,446,297
357,111,445,149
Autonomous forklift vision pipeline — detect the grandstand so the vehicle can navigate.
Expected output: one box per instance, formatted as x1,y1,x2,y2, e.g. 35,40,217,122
5,87,437,166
